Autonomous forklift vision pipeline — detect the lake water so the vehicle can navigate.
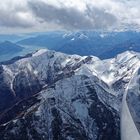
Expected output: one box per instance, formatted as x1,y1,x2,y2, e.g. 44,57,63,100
0,45,45,62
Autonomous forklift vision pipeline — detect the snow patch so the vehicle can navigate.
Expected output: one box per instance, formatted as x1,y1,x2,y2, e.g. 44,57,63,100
32,49,48,57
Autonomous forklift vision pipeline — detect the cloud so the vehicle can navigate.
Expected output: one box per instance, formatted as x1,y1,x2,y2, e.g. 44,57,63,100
0,0,36,28
0,9,34,28
28,0,117,30
0,0,140,33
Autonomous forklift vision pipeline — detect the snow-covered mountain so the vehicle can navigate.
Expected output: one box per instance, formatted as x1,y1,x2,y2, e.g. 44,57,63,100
0,49,140,140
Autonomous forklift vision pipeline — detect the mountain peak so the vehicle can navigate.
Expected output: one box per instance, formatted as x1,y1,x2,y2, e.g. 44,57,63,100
32,49,48,57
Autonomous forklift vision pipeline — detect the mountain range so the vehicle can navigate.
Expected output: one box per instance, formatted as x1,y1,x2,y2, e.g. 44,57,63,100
0,49,140,140
17,31,140,59
0,31,140,62
0,41,23,55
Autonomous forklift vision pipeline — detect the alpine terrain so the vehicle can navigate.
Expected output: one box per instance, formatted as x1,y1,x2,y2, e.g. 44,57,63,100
0,49,140,140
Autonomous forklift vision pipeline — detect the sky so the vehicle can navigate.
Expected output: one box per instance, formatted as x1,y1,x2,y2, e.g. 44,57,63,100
0,0,140,33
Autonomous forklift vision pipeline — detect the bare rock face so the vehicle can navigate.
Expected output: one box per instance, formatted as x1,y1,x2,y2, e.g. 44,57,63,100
0,75,120,140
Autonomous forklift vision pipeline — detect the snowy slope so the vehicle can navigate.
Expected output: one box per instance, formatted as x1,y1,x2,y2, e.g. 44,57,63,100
0,49,140,114
0,49,140,140
0,75,120,140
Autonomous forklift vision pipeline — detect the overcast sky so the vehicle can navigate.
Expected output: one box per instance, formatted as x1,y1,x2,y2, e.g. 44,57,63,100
0,0,140,33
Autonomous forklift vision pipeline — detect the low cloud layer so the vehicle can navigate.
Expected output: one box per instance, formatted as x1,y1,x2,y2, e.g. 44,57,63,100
0,0,140,33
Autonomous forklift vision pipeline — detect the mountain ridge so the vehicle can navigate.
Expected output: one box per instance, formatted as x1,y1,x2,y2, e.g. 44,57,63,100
17,31,140,59
0,49,140,140
0,41,23,56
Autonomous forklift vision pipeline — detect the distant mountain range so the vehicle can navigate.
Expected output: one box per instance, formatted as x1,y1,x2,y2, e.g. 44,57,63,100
0,31,140,62
0,32,43,42
0,34,25,42
0,41,23,55
17,31,140,59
